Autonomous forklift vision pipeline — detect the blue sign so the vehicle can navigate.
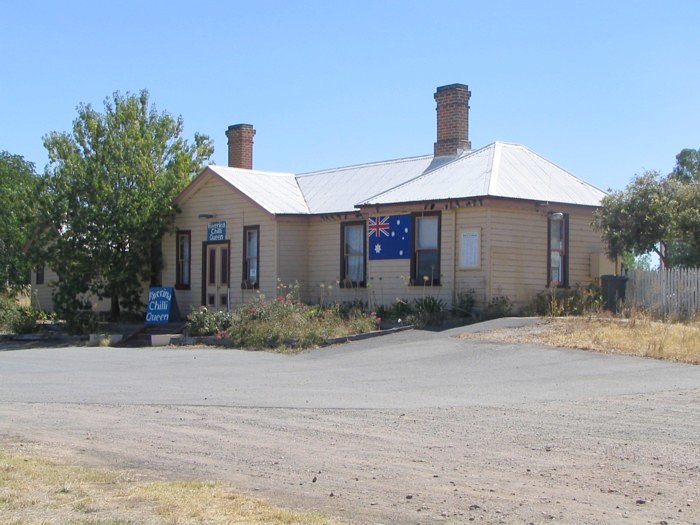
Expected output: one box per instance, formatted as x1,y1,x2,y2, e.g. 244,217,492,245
207,221,226,241
145,287,175,324
368,215,412,260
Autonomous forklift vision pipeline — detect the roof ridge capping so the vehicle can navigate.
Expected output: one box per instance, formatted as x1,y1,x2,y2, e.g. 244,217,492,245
295,153,434,177
209,164,296,177
359,143,495,205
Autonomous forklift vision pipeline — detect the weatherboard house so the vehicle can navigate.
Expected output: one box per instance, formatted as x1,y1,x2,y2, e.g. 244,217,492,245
32,84,616,314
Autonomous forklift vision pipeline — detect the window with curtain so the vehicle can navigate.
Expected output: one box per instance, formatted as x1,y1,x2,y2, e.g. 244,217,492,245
176,231,190,288
548,213,569,287
35,265,44,285
341,221,365,287
243,225,259,289
412,213,440,285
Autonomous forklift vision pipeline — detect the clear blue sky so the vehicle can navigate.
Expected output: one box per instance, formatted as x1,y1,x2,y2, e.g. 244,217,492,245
1,1,698,192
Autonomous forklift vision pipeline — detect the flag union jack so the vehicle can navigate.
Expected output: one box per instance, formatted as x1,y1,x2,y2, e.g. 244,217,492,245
367,215,412,260
368,216,391,238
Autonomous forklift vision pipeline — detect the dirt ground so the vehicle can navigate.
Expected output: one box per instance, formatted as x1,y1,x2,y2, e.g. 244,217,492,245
2,388,698,524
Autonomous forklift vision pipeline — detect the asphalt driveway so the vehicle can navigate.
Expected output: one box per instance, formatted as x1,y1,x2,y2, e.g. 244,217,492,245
2,319,699,524
1,319,698,409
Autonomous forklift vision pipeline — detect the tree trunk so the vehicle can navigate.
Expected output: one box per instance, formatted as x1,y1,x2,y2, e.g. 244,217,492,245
110,293,120,321
150,240,163,286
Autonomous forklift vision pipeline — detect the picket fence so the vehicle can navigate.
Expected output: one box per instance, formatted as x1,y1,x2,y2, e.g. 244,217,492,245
626,268,700,316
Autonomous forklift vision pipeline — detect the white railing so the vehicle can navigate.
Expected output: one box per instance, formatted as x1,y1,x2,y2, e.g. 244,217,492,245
626,268,700,317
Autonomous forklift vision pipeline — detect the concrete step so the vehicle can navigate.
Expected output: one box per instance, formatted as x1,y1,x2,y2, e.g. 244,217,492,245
121,322,186,347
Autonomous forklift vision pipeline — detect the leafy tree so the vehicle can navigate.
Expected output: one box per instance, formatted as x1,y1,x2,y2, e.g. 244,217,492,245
671,147,700,183
620,251,653,272
594,148,700,269
39,90,213,319
0,152,39,291
593,171,675,267
669,179,700,266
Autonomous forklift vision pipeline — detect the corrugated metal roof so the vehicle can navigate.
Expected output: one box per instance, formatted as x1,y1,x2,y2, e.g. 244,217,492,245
208,165,309,215
360,142,606,207
201,143,605,215
295,155,436,214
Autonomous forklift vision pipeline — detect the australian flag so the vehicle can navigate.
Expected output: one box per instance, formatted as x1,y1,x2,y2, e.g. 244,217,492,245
368,215,412,260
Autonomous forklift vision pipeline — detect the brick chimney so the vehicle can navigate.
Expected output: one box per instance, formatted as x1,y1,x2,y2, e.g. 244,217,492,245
434,84,471,157
225,123,255,169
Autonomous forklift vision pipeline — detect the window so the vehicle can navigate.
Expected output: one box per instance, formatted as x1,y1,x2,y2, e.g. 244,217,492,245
412,212,441,285
35,265,45,285
548,213,569,287
175,231,191,289
340,221,366,287
242,225,259,289
459,229,480,269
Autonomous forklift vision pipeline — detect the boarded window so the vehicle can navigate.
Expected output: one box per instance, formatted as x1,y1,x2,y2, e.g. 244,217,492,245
459,230,480,269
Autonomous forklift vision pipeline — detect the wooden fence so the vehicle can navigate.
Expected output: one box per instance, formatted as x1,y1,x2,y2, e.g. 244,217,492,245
626,268,700,316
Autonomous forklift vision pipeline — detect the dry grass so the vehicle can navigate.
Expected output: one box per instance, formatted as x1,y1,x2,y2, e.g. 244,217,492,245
460,316,700,364
0,450,339,524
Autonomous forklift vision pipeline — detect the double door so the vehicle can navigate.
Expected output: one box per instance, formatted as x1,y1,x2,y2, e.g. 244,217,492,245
204,242,230,310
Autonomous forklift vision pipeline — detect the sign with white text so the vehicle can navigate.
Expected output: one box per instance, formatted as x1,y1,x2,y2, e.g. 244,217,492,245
207,221,226,241
145,287,175,324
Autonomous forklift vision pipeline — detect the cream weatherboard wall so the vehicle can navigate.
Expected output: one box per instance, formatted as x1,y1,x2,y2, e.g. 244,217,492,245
357,201,611,310
454,206,490,306
276,217,310,296
304,211,456,308
366,209,455,307
487,200,613,308
30,266,143,313
305,217,369,304
31,173,612,316
162,173,277,315
30,266,58,312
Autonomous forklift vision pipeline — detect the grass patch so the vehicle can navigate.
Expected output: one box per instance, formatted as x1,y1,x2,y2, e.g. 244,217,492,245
460,316,700,364
0,450,340,524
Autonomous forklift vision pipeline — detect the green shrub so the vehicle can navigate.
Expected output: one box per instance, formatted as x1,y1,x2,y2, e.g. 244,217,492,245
186,307,233,336
0,294,17,331
531,283,603,316
9,306,41,334
483,296,513,320
0,295,42,334
452,290,476,318
410,296,447,327
337,299,370,317
376,298,415,322
64,310,98,335
226,294,379,350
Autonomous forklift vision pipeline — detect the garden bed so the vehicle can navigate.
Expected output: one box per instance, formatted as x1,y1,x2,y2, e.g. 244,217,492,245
173,323,414,351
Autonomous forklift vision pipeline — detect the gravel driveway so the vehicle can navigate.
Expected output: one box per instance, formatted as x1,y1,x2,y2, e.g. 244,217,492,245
1,319,699,524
